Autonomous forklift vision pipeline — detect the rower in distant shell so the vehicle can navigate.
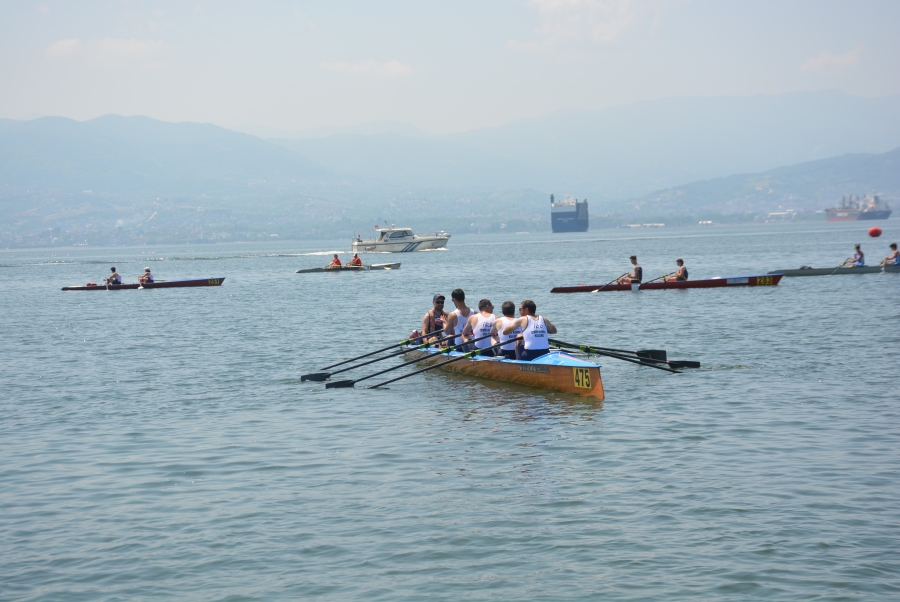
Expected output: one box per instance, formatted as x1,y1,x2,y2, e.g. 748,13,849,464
882,243,899,266
667,258,688,282
848,244,865,267
618,255,642,284
105,267,122,285
348,253,363,267
328,254,342,269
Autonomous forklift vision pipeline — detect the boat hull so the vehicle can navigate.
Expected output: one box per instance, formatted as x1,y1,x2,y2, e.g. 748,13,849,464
62,278,225,291
551,274,783,293
403,348,604,399
295,263,400,274
768,266,900,277
352,237,449,253
826,210,891,221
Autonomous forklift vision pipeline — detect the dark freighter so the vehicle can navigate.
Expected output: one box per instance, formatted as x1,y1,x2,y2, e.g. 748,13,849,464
550,194,589,233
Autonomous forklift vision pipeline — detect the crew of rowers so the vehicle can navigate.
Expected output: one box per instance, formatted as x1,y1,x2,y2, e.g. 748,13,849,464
328,253,363,269
844,243,899,267
419,289,558,361
612,255,688,284
104,266,154,285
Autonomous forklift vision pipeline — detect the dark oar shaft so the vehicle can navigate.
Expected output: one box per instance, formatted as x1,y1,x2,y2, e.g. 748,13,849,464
643,272,675,285
319,330,443,370
369,338,521,389
550,340,681,373
328,333,457,376
593,273,628,292
325,333,495,388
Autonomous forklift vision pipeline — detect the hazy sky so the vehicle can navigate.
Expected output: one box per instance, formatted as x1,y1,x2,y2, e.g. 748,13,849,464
1,0,898,134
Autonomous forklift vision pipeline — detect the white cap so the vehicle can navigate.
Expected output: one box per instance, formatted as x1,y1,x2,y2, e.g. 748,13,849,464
144,267,151,271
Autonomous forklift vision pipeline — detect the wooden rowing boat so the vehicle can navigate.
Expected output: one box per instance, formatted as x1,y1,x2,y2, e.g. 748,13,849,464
295,262,401,274
551,274,783,293
767,266,900,277
62,277,225,291
403,347,605,399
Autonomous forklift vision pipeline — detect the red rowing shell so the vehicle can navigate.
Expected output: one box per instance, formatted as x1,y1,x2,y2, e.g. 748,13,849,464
551,274,782,293
62,278,225,291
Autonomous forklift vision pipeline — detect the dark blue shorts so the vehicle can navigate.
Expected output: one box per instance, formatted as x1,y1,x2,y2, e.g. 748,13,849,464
519,348,549,362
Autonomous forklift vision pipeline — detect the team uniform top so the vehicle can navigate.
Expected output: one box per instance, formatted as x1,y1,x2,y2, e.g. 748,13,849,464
521,316,549,351
453,308,473,346
472,314,495,350
496,317,522,351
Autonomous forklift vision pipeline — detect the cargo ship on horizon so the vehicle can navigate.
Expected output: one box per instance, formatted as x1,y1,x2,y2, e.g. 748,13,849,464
550,194,589,233
826,194,891,221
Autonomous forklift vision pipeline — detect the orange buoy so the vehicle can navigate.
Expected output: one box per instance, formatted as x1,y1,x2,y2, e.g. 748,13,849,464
869,227,882,237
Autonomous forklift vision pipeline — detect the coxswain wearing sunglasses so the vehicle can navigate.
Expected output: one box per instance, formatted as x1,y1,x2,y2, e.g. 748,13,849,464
421,294,449,345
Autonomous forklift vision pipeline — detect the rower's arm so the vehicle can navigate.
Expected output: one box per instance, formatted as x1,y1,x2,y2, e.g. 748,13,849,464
503,317,524,335
460,315,478,341
543,318,558,334
445,313,458,338
421,313,431,335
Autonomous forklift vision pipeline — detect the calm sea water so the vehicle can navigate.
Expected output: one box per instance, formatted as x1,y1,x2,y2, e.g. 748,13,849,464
2,221,899,601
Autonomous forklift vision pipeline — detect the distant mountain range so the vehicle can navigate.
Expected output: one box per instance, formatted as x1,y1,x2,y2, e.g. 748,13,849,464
0,114,323,196
636,146,900,215
2,90,900,246
270,90,900,201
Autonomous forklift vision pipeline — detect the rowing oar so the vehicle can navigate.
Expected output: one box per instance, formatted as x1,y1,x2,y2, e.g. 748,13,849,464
311,330,444,377
829,258,851,276
551,341,700,369
549,339,682,373
301,331,457,381
325,333,495,389
368,337,522,389
591,273,628,293
642,272,675,285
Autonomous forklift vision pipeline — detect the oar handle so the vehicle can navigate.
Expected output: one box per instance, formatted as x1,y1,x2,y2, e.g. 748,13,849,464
350,332,495,384
319,329,444,370
369,337,522,389
644,272,675,285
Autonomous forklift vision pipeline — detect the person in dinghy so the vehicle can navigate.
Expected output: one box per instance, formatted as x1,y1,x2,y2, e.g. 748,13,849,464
502,299,557,361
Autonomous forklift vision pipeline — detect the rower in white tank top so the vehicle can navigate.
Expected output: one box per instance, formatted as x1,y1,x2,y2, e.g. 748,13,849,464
472,312,495,350
522,315,549,350
501,300,557,362
495,316,521,359
452,307,473,346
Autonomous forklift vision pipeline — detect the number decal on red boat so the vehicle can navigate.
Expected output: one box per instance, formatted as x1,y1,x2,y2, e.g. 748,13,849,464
755,276,774,285
208,279,220,285
573,367,592,389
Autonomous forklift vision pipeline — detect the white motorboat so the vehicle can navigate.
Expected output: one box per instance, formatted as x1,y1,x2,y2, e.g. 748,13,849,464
351,225,450,253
